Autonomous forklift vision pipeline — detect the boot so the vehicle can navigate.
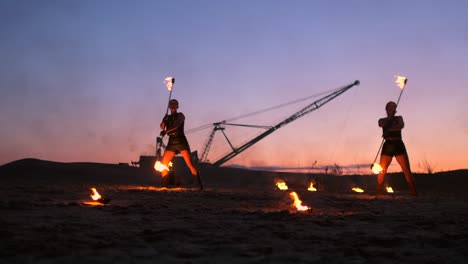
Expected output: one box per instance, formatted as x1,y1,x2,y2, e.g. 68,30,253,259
161,176,168,188
408,182,418,197
175,175,181,187
194,173,203,190
376,183,384,197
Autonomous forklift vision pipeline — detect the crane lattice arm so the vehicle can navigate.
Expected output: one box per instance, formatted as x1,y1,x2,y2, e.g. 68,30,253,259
212,80,360,166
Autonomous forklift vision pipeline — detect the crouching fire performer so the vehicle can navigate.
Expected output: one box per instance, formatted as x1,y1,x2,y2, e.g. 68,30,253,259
377,101,417,196
159,99,203,190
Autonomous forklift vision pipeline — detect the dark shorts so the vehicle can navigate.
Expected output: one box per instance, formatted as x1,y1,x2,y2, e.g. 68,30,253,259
166,136,190,154
381,139,407,157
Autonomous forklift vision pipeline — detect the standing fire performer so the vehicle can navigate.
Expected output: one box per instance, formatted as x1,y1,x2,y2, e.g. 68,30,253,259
376,101,417,196
159,99,203,190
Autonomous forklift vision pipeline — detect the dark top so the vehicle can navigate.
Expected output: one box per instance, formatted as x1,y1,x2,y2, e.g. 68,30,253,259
165,112,185,138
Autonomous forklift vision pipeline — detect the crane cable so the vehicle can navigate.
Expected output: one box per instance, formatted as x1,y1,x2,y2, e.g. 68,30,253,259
210,83,360,164
185,86,344,134
325,86,359,174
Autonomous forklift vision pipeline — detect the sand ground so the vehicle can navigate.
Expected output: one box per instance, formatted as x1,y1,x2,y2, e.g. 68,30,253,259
1,160,467,263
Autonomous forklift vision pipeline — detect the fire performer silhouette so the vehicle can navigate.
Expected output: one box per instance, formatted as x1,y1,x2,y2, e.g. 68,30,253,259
376,101,417,196
159,99,203,190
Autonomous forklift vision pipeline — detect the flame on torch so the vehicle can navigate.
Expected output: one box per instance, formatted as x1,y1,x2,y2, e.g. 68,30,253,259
371,163,383,174
275,180,288,190
395,75,407,90
352,187,364,193
386,186,394,193
289,192,311,211
90,188,102,201
307,182,317,191
154,161,173,173
164,77,175,91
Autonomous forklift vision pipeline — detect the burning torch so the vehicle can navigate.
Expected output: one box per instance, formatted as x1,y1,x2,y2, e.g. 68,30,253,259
156,77,175,158
371,76,408,173
161,76,175,132
164,76,175,115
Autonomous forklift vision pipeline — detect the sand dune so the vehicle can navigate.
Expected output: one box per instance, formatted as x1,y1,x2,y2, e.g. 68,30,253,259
1,158,467,263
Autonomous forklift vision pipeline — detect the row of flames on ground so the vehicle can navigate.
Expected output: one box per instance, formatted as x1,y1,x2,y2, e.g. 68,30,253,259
276,180,394,194
276,180,395,212
84,180,393,211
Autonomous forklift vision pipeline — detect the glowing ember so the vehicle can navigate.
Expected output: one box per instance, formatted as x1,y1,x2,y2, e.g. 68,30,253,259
372,163,383,174
352,187,364,193
276,180,288,190
90,188,102,201
386,186,394,193
307,182,317,191
164,76,174,91
395,75,407,90
154,161,173,172
289,192,311,211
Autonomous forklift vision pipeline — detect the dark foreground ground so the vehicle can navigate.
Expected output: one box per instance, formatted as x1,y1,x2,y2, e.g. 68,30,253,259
1,159,467,263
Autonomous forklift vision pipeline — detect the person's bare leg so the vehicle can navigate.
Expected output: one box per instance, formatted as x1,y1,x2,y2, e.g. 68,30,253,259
180,150,203,190
160,151,175,186
395,154,418,196
377,155,393,195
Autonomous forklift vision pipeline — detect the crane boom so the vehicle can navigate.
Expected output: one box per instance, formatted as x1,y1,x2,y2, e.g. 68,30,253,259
212,80,360,166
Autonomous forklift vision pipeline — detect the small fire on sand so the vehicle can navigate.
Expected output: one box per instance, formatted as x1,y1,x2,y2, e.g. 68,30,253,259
87,188,110,205
289,192,311,212
307,182,317,191
275,180,288,190
90,187,101,200
352,187,364,193
386,186,394,193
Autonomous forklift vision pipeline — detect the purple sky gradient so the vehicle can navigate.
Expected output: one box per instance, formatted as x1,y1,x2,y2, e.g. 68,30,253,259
1,0,467,173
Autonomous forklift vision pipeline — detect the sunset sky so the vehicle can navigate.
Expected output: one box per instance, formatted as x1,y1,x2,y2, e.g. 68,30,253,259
1,0,467,173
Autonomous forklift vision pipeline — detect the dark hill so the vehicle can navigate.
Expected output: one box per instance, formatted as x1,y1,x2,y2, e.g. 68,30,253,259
0,158,158,185
1,158,467,195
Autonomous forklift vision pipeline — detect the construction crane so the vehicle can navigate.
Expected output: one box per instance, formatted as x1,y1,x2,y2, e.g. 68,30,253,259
195,80,360,166
199,121,273,163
